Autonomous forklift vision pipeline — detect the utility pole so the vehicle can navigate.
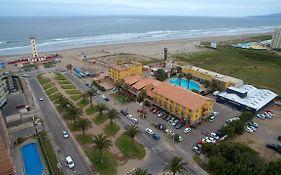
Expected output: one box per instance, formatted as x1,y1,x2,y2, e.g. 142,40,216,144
163,48,168,68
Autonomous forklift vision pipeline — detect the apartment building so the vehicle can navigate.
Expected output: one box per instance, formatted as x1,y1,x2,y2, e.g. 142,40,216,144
109,62,142,82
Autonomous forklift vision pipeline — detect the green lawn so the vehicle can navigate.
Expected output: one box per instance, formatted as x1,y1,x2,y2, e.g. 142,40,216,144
104,122,120,136
76,134,94,145
54,73,67,80
38,76,50,85
43,82,54,90
57,80,72,84
93,114,107,125
111,92,132,104
49,92,62,101
61,84,76,89
78,99,90,108
45,87,58,95
65,89,81,94
70,94,82,101
115,134,145,159
38,132,63,175
175,47,281,95
86,149,117,175
86,106,97,115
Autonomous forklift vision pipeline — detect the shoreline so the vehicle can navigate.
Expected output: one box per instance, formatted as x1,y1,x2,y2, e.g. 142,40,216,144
0,32,272,60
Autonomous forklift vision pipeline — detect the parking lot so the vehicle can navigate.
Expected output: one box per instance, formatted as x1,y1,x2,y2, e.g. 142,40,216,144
123,97,241,155
234,104,281,161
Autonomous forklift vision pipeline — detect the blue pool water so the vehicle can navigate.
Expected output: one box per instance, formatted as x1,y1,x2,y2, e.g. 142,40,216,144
169,78,201,91
22,143,44,175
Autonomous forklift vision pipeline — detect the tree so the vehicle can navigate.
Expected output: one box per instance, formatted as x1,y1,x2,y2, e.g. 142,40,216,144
87,89,96,109
124,126,140,143
230,120,244,134
176,66,182,74
77,118,92,135
66,64,73,72
137,89,147,103
266,159,281,175
221,124,235,137
92,133,112,162
185,73,192,90
107,108,119,126
240,111,254,122
115,80,124,93
96,103,107,117
66,106,82,125
154,68,167,81
173,134,180,143
131,168,151,175
163,156,187,175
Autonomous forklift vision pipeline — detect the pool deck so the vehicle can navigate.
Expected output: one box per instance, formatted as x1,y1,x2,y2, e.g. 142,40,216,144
13,139,48,175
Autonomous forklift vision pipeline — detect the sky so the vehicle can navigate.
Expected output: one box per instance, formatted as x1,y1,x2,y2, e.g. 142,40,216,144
1,0,281,17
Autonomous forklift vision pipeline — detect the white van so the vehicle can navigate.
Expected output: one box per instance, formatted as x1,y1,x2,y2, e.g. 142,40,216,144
65,156,75,169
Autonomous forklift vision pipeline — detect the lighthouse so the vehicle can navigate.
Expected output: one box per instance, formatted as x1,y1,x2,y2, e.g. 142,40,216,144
30,34,38,58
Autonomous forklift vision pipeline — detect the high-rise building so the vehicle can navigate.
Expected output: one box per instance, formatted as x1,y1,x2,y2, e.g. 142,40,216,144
0,76,8,107
271,27,281,49
30,34,38,58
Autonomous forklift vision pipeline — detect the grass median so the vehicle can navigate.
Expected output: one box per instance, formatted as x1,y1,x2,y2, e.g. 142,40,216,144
45,87,58,95
65,89,81,95
86,149,116,175
104,122,120,136
115,134,145,159
61,84,76,89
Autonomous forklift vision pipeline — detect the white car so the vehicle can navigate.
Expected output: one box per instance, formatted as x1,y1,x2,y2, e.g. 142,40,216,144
21,73,28,77
210,133,219,140
39,98,44,101
244,126,253,133
209,115,216,122
65,156,75,169
127,114,133,120
178,136,183,142
184,127,192,134
62,131,69,138
145,128,154,135
213,111,219,116
131,118,138,124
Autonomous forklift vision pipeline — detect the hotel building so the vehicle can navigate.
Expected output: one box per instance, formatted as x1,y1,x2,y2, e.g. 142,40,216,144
109,62,142,82
272,27,281,49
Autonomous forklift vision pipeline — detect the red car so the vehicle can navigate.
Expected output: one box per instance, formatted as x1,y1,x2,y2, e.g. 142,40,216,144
150,107,155,112
197,140,204,145
265,109,273,114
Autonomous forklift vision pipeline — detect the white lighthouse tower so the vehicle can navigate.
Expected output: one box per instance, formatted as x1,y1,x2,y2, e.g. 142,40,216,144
30,34,38,58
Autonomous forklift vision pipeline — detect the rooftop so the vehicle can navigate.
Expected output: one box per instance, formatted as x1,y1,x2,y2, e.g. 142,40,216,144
132,78,162,91
183,65,244,86
123,75,142,85
153,82,212,110
218,85,278,111
110,62,142,71
0,137,14,175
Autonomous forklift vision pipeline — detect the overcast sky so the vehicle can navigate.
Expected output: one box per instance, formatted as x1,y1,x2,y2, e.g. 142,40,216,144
1,0,281,17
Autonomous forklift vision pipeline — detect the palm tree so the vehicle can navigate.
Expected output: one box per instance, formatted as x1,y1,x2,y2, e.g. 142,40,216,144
115,80,124,93
185,73,192,90
96,103,107,117
131,168,151,175
124,126,141,143
163,156,187,175
177,73,184,87
66,106,82,125
137,90,147,103
77,118,92,135
92,133,112,162
176,66,182,74
87,89,96,109
66,64,73,73
107,108,119,126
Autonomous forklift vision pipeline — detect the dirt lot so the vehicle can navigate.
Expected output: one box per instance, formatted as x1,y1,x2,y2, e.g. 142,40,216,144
234,104,281,162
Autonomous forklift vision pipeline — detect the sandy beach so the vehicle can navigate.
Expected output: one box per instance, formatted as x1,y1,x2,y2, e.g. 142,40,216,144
0,32,271,70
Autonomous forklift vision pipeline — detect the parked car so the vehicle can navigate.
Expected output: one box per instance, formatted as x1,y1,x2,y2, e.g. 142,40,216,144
266,144,281,154
157,124,166,131
209,115,216,122
247,125,256,132
244,126,254,133
247,121,259,128
62,131,69,138
120,109,128,116
131,118,138,124
152,133,160,141
175,122,184,129
65,156,75,169
184,127,192,134
257,113,266,120
145,128,154,135
210,132,219,140
192,146,201,154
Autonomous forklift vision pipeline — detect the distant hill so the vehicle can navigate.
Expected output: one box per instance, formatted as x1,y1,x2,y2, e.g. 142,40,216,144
250,13,281,18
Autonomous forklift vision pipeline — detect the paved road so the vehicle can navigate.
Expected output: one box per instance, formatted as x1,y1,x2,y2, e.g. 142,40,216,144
64,72,202,175
28,76,94,175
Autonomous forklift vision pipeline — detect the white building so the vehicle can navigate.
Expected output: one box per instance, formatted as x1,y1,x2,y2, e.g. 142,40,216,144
0,77,8,107
30,34,38,58
272,27,281,49
216,85,277,112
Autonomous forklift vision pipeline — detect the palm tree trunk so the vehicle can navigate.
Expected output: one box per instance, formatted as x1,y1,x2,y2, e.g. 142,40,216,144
82,128,85,135
99,149,103,162
90,99,93,109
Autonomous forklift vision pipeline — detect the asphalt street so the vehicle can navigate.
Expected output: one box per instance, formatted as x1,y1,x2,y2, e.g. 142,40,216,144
28,76,94,175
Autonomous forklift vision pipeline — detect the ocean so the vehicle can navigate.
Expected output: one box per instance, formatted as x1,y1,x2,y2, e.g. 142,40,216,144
0,16,281,56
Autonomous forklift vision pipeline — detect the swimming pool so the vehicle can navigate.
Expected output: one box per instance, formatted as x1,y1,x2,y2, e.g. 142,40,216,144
22,143,44,175
169,78,201,91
